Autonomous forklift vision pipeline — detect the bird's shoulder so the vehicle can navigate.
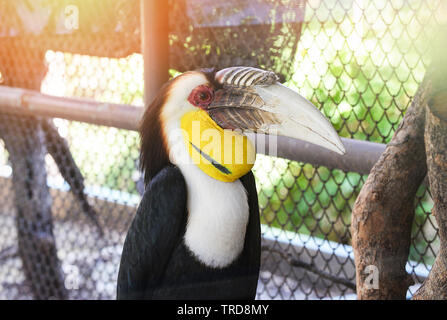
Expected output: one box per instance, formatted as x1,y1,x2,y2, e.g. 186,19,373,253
147,164,186,193
136,165,187,228
117,165,188,299
239,170,257,197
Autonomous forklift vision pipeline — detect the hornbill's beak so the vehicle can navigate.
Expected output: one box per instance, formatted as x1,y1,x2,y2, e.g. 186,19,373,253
207,67,346,155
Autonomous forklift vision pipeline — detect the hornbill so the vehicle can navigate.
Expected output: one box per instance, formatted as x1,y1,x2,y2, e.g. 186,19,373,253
117,66,345,299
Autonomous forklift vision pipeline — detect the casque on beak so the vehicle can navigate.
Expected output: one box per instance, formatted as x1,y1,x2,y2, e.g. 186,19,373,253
205,66,346,155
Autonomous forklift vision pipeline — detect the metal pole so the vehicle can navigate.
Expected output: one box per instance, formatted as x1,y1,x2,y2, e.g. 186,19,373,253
141,0,170,106
0,86,143,131
0,85,386,175
270,135,385,175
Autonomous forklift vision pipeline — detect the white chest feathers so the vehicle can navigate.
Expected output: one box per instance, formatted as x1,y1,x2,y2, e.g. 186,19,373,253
177,162,250,268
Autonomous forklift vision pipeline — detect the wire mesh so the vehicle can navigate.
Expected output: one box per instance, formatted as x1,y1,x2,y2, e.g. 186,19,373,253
0,0,444,299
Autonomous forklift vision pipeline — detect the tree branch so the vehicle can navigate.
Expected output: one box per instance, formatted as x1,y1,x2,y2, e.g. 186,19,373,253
351,77,429,299
0,245,17,262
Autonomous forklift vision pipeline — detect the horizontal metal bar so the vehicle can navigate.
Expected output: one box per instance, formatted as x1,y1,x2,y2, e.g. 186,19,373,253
0,85,385,174
0,86,143,131
271,136,385,174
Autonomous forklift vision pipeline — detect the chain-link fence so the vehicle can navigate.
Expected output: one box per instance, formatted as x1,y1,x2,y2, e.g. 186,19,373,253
0,0,444,300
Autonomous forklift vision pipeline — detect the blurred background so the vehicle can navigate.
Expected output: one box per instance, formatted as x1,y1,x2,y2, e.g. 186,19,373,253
0,0,444,299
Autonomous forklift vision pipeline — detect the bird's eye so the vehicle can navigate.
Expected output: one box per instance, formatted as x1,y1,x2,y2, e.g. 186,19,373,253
188,85,214,109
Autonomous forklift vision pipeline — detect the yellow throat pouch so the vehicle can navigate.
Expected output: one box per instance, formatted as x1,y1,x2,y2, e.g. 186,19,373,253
180,110,256,182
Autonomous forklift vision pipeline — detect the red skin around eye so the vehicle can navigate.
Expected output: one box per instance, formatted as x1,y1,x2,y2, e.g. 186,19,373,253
188,85,214,109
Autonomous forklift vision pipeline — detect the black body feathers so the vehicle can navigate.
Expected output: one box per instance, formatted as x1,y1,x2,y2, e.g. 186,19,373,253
117,166,260,299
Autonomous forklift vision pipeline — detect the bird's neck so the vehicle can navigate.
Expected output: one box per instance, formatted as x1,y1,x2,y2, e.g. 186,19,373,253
165,118,250,268
179,110,256,182
177,160,250,268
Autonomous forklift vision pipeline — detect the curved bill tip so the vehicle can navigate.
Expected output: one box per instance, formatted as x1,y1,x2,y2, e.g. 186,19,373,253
253,83,347,156
321,131,346,155
210,66,346,156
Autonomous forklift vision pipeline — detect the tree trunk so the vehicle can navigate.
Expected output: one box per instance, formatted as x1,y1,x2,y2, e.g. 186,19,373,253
0,114,68,299
41,119,102,234
412,105,447,299
352,26,447,299
351,79,429,299
0,50,68,299
412,38,447,299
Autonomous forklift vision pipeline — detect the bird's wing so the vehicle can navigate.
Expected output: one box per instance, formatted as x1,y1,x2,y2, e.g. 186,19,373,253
240,170,261,258
117,165,187,299
239,171,261,296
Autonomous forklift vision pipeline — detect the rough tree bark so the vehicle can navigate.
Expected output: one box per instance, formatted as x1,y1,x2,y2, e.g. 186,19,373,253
352,26,447,299
412,103,447,299
412,31,447,299
351,79,429,299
